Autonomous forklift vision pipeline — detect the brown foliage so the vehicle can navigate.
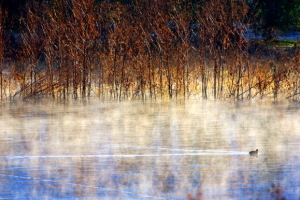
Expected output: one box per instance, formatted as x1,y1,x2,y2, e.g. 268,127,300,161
0,0,300,101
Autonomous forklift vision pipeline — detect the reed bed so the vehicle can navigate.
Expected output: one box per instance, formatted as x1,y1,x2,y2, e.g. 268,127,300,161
0,0,299,101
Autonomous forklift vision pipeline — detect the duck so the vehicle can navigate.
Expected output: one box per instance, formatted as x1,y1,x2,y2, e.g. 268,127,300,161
249,149,258,156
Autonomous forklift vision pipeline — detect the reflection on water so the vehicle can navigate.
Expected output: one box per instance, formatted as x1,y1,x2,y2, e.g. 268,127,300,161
0,100,300,199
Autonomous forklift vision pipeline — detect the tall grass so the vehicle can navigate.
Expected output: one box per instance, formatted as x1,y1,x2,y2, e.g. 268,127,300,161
0,0,300,101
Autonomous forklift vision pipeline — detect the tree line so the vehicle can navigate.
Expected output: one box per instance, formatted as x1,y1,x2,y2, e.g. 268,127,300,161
0,0,300,101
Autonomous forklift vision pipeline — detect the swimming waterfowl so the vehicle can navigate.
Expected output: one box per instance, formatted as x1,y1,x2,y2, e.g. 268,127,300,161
249,149,258,156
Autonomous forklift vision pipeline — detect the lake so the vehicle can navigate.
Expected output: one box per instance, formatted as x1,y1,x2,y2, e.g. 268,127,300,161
0,99,300,199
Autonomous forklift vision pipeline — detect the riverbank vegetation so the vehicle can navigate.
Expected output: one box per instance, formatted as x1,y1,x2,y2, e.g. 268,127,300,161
0,0,300,101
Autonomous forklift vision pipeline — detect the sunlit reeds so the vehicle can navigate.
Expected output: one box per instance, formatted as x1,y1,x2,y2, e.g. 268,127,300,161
0,0,300,101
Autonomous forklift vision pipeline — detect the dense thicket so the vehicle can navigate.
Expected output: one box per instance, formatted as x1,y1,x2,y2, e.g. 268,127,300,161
1,0,300,35
0,0,300,101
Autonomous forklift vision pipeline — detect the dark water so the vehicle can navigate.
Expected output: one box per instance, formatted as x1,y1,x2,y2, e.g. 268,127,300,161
0,100,300,199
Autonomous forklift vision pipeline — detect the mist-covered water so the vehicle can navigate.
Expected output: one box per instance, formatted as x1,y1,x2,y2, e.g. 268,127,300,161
0,99,300,199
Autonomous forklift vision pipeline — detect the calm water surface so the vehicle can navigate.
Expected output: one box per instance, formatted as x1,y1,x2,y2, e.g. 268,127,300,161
0,100,300,199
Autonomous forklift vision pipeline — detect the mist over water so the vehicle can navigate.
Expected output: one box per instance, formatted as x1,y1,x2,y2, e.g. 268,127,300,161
0,99,300,199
